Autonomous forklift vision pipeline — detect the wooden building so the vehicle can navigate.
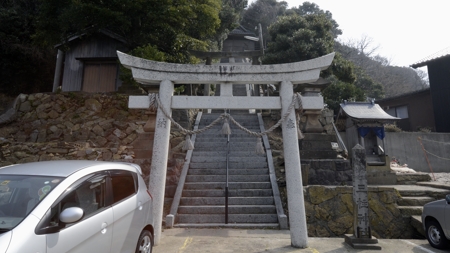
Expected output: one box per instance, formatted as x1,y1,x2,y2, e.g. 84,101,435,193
53,30,128,93
376,88,435,131
220,25,259,64
411,47,450,132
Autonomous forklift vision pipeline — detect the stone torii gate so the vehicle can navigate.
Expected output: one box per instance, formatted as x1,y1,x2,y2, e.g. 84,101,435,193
117,51,335,248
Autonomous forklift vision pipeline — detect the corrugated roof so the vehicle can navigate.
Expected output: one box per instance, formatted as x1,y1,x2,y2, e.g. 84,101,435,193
339,102,399,121
411,46,450,68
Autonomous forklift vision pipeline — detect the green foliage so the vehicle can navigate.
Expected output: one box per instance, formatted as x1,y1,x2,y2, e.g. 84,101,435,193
329,53,356,83
263,14,334,64
241,0,288,44
384,123,402,132
353,68,385,99
34,0,222,62
0,0,55,96
290,2,342,38
322,80,365,114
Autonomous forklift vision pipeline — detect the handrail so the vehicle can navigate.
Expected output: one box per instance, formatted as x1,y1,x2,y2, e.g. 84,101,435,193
332,121,348,157
165,111,202,228
225,132,230,224
257,113,288,229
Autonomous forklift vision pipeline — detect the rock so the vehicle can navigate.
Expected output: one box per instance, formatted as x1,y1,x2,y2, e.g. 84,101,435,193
19,101,31,112
85,98,102,112
48,110,59,119
308,186,336,204
92,125,105,136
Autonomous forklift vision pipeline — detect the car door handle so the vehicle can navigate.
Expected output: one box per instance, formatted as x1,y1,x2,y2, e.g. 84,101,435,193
101,222,108,234
138,201,143,210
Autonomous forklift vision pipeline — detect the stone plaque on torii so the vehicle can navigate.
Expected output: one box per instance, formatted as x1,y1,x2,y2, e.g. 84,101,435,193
117,50,335,248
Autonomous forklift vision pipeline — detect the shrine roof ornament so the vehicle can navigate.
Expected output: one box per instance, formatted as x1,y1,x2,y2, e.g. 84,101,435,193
117,51,335,85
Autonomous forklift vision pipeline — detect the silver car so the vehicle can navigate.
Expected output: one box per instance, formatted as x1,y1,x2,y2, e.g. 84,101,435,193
0,160,154,253
422,194,450,249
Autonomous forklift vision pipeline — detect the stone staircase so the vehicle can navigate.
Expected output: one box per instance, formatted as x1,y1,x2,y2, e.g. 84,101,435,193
395,173,450,237
175,111,279,227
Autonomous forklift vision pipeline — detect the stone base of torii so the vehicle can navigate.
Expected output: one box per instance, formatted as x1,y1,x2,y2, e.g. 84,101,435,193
118,51,335,248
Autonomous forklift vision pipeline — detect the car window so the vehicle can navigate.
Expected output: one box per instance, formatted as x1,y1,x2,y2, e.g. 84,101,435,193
0,175,63,231
110,170,137,204
47,173,108,229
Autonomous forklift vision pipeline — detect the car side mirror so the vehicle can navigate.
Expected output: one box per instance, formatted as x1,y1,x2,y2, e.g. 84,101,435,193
445,194,450,204
60,207,84,223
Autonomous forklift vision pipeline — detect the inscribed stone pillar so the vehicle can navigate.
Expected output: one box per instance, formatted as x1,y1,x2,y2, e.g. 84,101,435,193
280,81,308,248
344,144,380,250
149,80,174,245
352,144,370,237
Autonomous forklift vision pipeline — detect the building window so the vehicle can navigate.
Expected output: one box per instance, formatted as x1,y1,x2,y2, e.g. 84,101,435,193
386,105,409,119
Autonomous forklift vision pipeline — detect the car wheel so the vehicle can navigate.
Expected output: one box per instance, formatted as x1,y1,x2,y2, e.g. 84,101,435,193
426,220,449,249
136,230,153,253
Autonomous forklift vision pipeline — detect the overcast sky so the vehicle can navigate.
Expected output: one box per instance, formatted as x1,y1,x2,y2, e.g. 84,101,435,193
248,0,450,69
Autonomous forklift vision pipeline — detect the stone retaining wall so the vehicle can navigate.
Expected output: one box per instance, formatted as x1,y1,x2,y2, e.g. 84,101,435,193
304,185,413,239
302,159,352,185
0,92,190,199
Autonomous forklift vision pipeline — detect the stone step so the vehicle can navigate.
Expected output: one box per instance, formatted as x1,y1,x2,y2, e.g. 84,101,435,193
396,187,449,199
188,168,269,176
182,189,273,197
178,205,277,214
299,140,335,151
398,206,423,216
398,196,435,206
201,114,258,120
177,213,278,224
180,197,274,206
303,133,337,141
199,121,259,127
190,156,266,163
192,151,266,157
195,134,261,141
185,174,270,183
194,137,260,143
300,150,338,159
174,223,279,229
410,215,425,237
194,142,263,149
396,173,432,185
184,182,271,190
190,162,268,169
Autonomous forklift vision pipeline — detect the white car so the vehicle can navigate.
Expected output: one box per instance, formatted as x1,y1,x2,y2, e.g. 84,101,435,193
422,195,450,249
0,160,154,253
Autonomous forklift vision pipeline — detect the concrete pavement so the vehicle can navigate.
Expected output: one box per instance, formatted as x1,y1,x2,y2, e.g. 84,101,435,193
153,228,446,253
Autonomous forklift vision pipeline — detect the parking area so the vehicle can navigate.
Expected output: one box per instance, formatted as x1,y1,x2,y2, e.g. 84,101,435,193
154,228,446,253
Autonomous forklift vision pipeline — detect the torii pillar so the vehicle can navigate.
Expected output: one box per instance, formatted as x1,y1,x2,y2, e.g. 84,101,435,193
118,51,335,247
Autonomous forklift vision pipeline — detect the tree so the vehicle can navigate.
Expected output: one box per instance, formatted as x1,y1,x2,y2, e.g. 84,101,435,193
0,0,55,96
263,14,355,82
241,0,288,45
213,0,248,50
322,79,365,114
34,0,223,63
290,1,342,38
